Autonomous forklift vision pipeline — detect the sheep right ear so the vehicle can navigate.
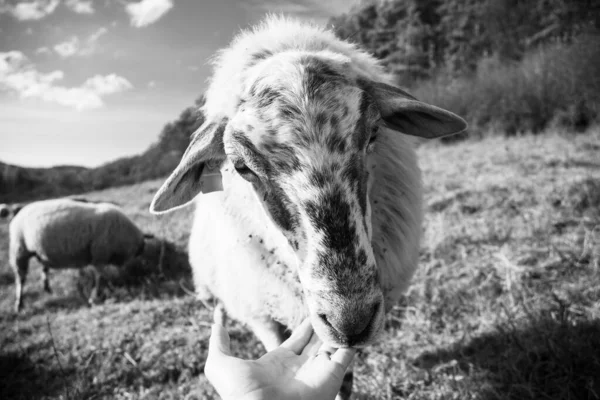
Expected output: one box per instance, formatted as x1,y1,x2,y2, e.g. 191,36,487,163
149,118,228,214
364,81,467,139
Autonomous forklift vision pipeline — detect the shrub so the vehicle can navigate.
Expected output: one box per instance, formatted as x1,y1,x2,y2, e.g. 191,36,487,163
412,33,600,137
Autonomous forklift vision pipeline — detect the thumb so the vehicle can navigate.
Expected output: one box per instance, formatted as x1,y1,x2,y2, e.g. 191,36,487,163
205,324,233,385
209,323,232,357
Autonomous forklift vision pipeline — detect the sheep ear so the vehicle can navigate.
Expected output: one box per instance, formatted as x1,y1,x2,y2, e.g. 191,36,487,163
149,118,228,214
366,81,467,139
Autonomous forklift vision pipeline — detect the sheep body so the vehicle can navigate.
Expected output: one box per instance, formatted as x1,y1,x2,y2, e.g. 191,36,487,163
9,198,145,311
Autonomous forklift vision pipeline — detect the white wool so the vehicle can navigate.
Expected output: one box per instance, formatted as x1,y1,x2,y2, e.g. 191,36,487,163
9,198,146,310
9,198,144,268
202,15,393,120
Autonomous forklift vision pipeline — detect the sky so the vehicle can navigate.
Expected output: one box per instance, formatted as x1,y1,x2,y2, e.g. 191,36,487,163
0,0,357,168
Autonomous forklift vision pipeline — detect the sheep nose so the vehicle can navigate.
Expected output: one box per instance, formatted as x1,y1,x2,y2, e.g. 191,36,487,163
318,300,381,345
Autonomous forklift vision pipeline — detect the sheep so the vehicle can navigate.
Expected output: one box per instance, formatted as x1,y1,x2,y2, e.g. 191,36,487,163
150,15,467,398
8,197,149,312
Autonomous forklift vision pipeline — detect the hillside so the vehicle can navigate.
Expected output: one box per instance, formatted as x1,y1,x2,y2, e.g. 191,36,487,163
1,130,598,399
0,97,205,204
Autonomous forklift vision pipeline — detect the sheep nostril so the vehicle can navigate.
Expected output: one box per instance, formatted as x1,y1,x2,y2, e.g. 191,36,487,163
371,301,381,319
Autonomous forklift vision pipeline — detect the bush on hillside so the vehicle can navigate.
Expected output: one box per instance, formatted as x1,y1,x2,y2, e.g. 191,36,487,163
412,34,600,136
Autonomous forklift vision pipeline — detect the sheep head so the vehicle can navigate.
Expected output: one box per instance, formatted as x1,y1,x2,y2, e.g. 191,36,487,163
150,53,466,347
0,203,22,221
0,204,9,219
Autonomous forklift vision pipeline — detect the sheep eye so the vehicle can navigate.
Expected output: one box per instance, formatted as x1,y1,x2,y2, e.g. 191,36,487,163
234,161,258,181
367,126,379,152
369,126,380,144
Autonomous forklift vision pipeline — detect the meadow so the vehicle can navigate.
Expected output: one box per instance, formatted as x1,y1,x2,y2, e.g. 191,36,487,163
1,129,599,400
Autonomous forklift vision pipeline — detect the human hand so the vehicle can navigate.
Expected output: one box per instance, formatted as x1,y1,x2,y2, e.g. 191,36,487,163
205,318,356,400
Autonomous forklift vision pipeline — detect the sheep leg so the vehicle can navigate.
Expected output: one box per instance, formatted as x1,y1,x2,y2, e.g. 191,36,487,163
247,317,286,352
11,253,30,313
41,265,52,294
87,267,102,307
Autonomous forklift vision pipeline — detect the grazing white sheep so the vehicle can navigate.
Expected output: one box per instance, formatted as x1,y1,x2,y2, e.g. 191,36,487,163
150,15,466,398
9,198,148,312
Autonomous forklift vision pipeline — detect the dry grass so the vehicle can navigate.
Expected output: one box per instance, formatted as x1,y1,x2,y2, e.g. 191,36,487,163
1,128,599,399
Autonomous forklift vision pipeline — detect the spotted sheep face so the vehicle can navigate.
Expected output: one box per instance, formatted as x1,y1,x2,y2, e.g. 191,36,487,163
150,52,467,347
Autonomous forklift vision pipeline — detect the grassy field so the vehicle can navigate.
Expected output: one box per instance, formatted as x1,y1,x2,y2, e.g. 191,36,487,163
1,129,599,400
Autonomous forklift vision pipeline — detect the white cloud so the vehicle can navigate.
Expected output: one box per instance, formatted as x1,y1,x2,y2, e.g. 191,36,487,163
0,51,132,111
51,28,107,58
54,36,79,57
147,80,156,88
0,0,96,20
83,74,132,95
125,0,173,28
88,26,108,43
1,0,60,21
35,46,51,55
65,0,93,14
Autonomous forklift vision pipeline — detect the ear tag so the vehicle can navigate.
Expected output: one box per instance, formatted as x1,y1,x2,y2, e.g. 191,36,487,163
199,161,224,193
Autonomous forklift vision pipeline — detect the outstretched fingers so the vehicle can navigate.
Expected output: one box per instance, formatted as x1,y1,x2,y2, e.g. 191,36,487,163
280,318,314,355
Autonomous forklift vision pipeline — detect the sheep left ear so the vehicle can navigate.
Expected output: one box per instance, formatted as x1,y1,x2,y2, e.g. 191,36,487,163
149,118,228,215
366,81,467,139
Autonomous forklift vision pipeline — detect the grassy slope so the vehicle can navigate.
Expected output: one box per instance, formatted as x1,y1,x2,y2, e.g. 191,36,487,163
1,130,599,400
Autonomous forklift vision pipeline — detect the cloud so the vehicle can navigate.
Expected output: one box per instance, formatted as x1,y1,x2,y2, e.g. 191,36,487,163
0,51,132,111
1,0,60,21
125,0,173,28
83,74,132,95
147,80,156,88
0,0,95,20
65,0,93,14
88,27,108,43
35,46,51,55
54,36,79,57
52,28,108,57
